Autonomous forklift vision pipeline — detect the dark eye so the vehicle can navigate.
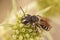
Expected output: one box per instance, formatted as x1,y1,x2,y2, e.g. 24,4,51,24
23,21,29,25
22,20,29,25
21,14,31,25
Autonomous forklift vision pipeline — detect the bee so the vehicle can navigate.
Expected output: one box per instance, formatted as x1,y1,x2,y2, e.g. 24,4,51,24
20,7,52,31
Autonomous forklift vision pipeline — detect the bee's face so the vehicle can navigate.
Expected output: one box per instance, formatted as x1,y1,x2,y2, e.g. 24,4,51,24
21,14,31,25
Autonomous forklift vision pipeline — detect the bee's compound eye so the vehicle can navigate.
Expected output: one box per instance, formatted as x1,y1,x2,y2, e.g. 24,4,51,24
21,14,31,25
22,19,29,25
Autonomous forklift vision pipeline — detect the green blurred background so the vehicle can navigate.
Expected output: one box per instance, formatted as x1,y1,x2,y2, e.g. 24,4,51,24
0,0,60,40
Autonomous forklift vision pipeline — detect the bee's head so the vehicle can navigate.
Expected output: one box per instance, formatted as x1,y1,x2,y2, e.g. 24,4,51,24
21,14,31,25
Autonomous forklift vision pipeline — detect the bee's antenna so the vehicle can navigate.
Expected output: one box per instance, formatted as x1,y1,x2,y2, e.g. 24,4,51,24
20,6,25,16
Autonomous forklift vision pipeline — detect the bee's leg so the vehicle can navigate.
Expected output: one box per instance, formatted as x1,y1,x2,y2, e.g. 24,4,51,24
33,23,38,33
35,26,38,33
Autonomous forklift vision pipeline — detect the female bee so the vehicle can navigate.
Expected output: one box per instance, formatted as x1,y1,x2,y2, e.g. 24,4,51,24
20,7,52,31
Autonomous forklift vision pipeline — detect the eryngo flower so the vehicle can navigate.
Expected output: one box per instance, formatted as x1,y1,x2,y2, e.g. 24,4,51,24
10,14,43,40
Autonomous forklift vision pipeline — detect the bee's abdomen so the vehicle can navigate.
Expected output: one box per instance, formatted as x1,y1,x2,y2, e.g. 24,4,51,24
40,24,49,31
40,19,50,31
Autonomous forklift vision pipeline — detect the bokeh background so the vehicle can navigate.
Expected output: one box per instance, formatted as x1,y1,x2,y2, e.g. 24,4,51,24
0,0,60,40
